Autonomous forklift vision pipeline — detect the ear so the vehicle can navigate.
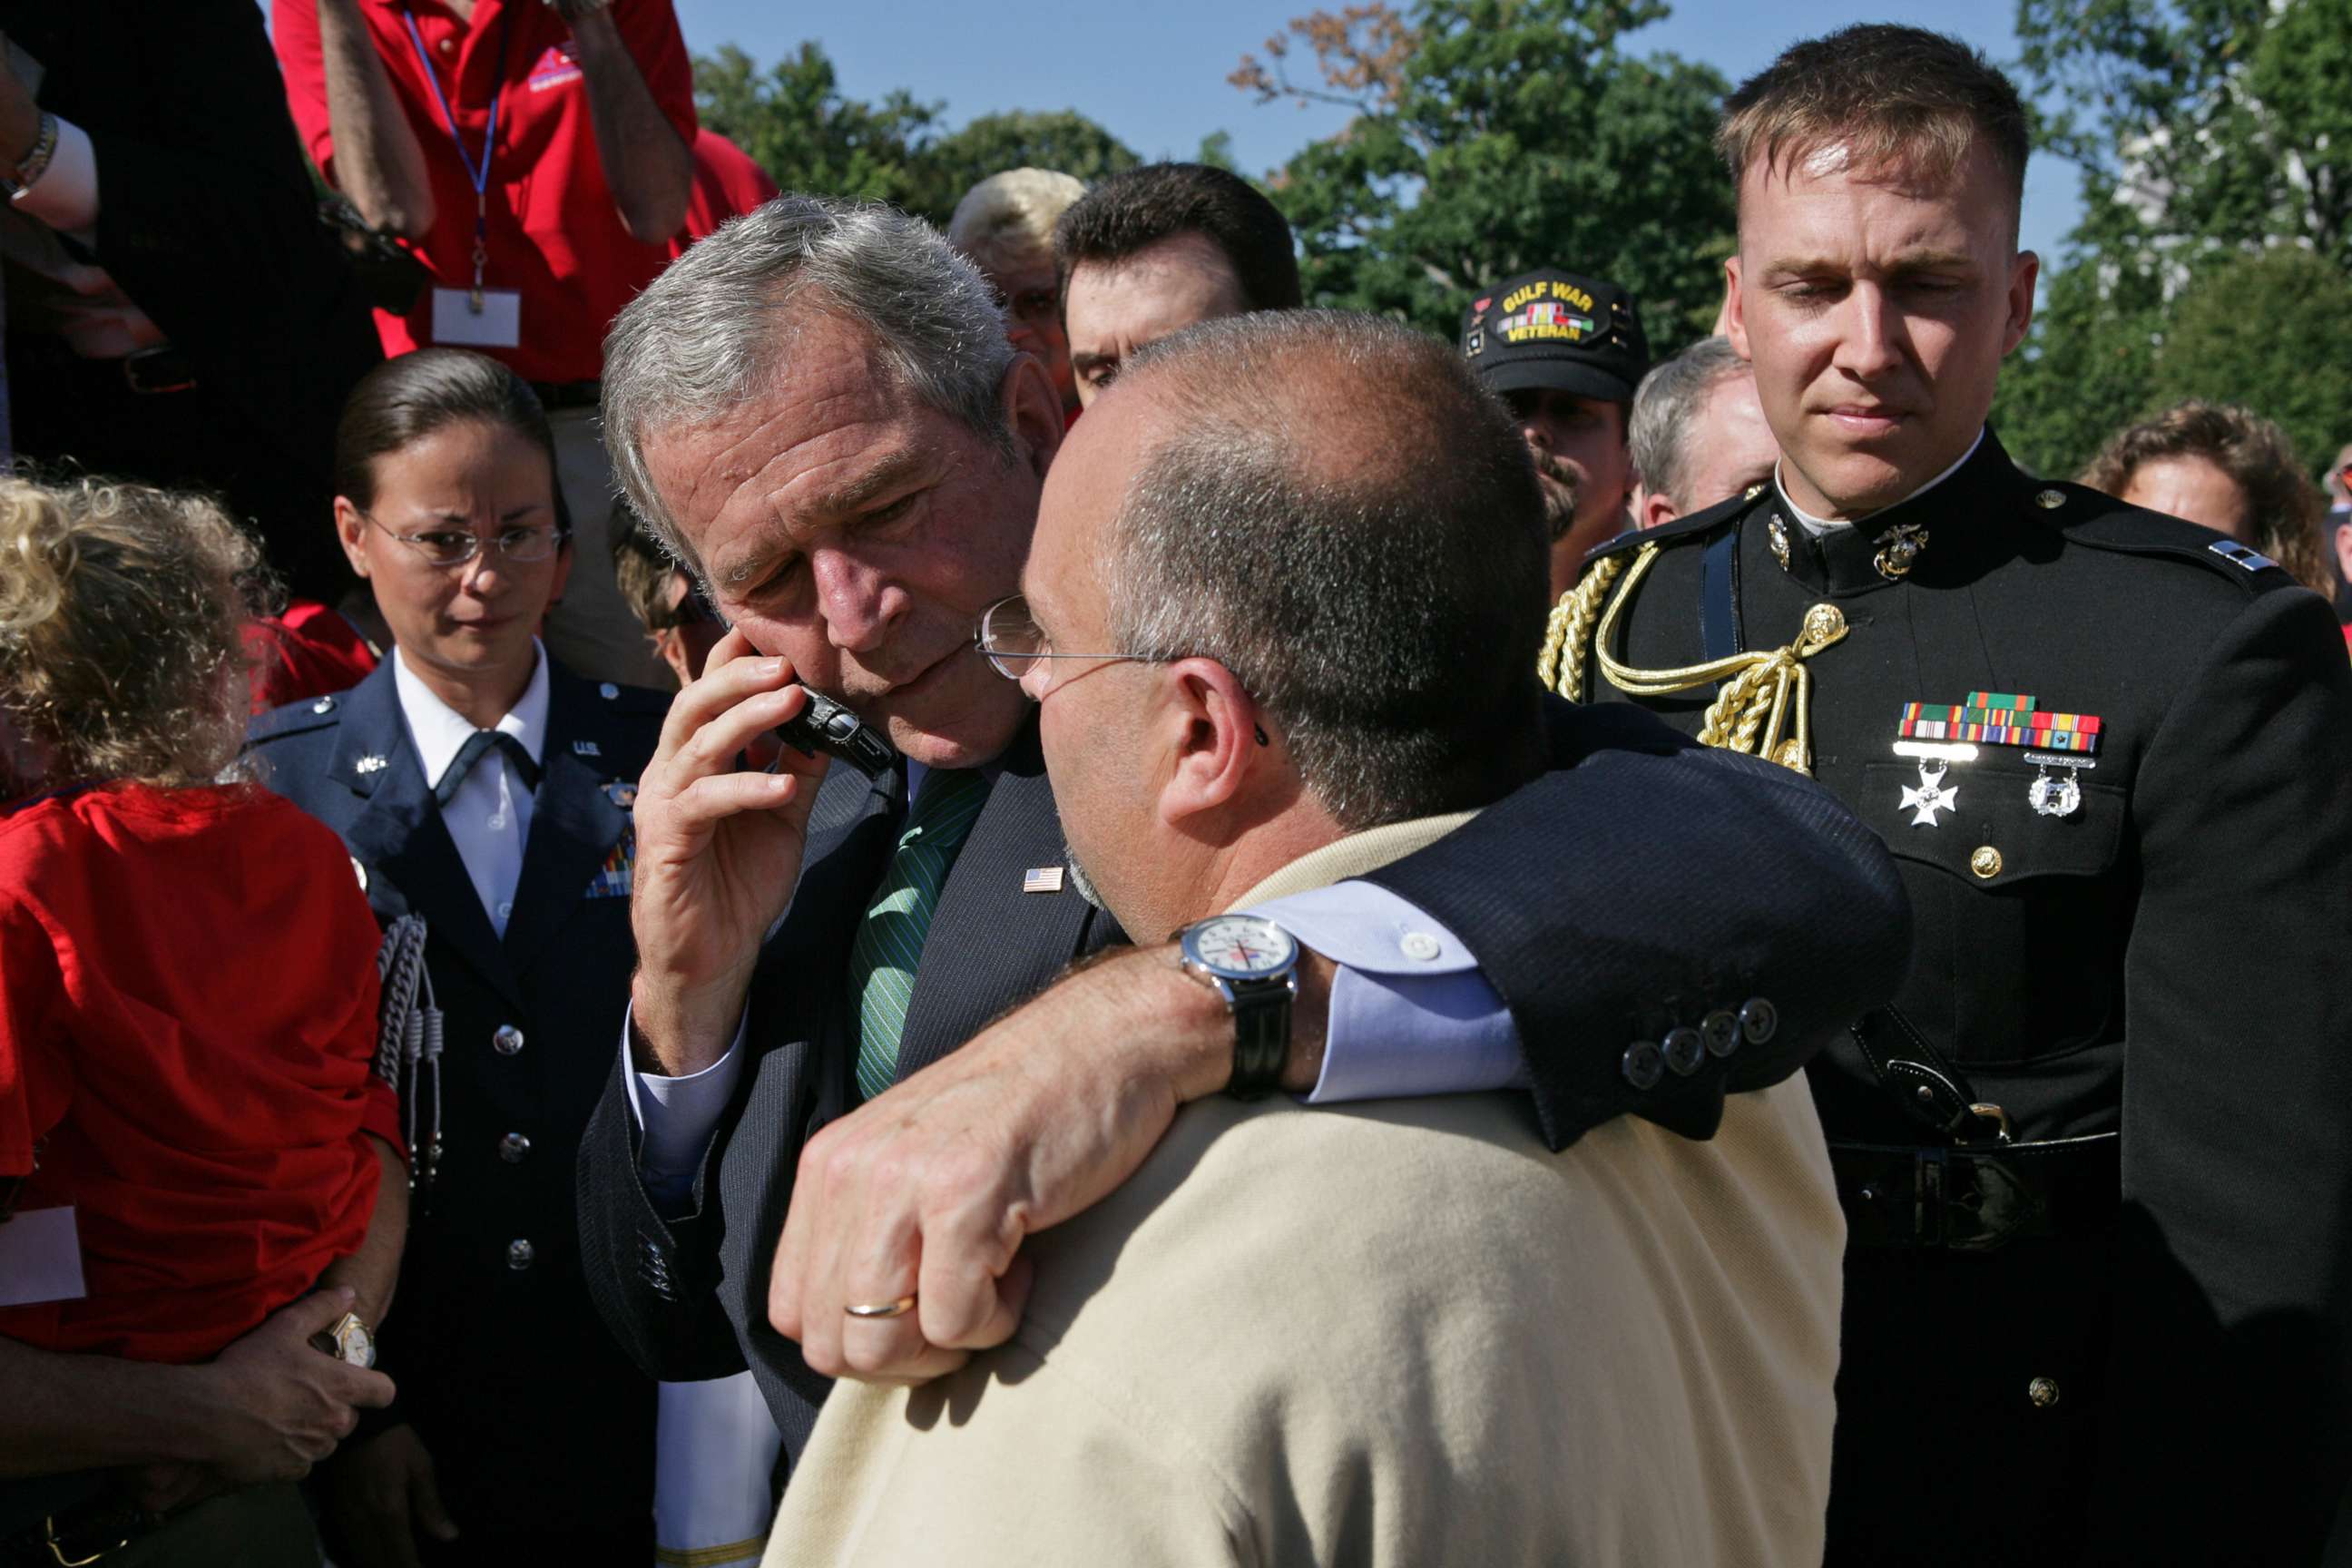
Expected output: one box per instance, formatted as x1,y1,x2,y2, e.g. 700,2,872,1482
333,497,372,578
1001,353,1064,482
2001,250,2040,357
1636,486,1679,531
1723,255,1750,360
652,627,692,691
1156,657,1261,829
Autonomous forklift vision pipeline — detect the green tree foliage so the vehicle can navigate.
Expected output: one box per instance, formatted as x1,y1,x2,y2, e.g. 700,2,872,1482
1995,0,2352,476
692,46,1139,228
693,43,939,209
897,111,1142,225
1232,0,1733,344
2151,249,2352,474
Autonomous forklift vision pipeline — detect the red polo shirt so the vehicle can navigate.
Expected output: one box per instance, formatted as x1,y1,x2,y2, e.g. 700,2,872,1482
0,784,398,1363
272,0,696,385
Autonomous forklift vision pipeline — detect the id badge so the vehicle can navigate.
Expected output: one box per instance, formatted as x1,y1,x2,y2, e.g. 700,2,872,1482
0,1204,87,1307
431,287,523,348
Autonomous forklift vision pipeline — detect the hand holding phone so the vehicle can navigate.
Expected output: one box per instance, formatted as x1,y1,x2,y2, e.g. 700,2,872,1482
773,690,897,777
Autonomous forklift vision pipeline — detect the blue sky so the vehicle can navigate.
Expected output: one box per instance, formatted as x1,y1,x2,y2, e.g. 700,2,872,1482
671,0,2086,262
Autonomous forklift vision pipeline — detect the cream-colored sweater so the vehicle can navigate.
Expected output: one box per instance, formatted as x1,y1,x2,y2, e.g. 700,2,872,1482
765,814,1845,1567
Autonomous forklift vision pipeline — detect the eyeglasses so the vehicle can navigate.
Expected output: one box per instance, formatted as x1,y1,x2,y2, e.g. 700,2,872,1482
362,511,568,569
975,593,1152,683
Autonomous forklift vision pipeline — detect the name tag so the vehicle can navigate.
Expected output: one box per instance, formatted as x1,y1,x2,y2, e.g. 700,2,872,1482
0,1205,87,1308
431,288,523,349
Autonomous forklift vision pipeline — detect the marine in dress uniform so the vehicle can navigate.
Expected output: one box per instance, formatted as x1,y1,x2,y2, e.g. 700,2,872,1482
1548,426,2352,1563
248,649,670,1564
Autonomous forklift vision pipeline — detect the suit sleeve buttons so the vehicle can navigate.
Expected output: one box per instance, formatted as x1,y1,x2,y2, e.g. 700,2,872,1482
1663,1026,1707,1076
1701,1010,1741,1058
1622,1041,1666,1091
1739,998,1779,1045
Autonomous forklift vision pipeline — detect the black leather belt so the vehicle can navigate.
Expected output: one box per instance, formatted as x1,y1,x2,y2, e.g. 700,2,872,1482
1829,1131,2121,1251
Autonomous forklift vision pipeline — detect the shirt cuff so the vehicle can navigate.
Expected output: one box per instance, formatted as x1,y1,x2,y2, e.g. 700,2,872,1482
622,1004,747,1210
13,116,98,235
1241,881,1528,1103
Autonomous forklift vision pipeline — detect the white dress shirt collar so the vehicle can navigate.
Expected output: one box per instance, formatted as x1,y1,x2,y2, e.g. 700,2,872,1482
1775,426,1986,537
392,641,550,790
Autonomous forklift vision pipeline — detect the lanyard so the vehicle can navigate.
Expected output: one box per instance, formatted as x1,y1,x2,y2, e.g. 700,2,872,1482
401,5,513,312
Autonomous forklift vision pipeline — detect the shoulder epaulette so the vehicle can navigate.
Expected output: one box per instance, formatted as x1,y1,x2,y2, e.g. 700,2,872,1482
246,691,349,745
1583,488,1749,566
2025,481,2287,593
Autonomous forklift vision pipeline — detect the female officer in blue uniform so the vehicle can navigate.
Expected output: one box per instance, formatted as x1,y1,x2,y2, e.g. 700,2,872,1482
249,349,669,1567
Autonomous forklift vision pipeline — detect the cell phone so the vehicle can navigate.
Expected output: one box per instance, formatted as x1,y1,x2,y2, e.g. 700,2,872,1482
773,690,898,776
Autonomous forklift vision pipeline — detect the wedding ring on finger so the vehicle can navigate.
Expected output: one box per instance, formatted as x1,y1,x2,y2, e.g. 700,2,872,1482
844,1294,917,1319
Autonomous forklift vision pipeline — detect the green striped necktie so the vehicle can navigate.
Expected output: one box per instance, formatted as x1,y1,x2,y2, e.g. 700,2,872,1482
848,768,990,1102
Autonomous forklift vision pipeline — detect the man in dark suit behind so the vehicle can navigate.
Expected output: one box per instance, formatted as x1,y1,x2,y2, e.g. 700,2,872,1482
576,195,1913,1463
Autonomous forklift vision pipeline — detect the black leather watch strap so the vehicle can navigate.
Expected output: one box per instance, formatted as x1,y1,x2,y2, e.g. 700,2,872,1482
1227,981,1292,1101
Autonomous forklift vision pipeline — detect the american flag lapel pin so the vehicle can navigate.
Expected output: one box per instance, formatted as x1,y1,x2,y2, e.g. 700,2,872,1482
1023,866,1064,894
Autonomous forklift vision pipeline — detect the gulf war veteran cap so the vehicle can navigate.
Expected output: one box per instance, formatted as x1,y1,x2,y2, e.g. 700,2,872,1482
1459,268,1650,402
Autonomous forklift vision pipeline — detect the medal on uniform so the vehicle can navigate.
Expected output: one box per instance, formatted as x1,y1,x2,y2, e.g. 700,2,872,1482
1892,740,1974,827
1898,693,2104,821
2024,750,2094,818
1899,758,1959,827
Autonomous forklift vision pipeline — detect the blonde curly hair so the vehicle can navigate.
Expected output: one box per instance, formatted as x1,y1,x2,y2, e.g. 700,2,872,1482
0,475,273,790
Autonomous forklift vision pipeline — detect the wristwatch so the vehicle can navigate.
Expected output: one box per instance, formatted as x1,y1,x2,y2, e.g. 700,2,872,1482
1176,915,1299,1101
311,1311,377,1369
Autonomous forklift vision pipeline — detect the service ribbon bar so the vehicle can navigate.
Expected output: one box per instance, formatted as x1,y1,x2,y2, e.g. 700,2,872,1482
1899,694,2101,754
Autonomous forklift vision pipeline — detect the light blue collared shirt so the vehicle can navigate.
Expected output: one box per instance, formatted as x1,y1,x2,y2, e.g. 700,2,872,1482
624,788,1518,1210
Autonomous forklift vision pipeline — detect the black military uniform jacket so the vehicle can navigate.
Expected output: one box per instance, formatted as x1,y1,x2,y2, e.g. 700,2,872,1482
1566,430,2352,1564
578,700,1916,1466
248,658,671,1541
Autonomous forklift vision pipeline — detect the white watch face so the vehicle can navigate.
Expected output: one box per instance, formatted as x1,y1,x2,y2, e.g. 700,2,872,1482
1184,916,1298,980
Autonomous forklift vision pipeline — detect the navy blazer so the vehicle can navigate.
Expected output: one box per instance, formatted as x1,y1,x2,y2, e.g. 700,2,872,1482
249,658,671,1538
577,699,1912,1465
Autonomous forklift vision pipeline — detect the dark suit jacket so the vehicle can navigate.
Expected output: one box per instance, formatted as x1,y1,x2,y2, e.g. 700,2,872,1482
249,659,671,1537
0,0,381,598
579,700,1912,1465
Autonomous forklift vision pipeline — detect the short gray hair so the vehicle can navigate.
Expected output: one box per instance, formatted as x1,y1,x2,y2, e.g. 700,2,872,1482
602,195,1017,568
1628,336,1750,513
1104,310,1548,830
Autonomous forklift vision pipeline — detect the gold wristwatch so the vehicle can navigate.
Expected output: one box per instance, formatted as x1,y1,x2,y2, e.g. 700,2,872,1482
311,1311,377,1369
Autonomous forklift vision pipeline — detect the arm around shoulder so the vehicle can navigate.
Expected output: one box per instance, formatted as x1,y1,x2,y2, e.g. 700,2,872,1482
1361,698,1910,1150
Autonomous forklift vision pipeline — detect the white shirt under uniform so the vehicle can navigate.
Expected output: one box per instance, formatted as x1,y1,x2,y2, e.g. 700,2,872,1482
391,643,548,937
